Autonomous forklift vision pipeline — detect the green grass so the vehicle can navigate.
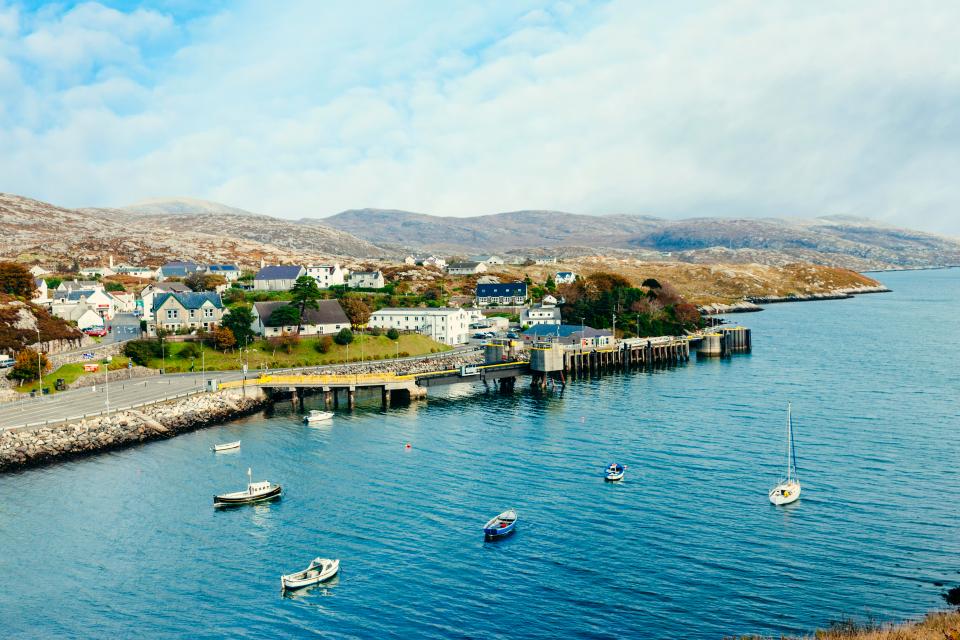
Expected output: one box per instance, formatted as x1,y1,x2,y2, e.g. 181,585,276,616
145,334,449,373
13,356,132,394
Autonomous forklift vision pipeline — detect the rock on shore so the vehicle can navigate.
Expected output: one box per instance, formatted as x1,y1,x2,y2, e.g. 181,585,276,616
0,388,268,472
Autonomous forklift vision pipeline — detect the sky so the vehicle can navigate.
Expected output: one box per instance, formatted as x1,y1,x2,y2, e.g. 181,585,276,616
0,1,958,234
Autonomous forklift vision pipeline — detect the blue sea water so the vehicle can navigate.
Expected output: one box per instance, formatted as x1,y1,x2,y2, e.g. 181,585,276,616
1,269,959,639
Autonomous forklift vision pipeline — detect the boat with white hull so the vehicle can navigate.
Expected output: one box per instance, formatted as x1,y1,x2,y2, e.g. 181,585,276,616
769,403,801,506
304,410,334,424
214,468,282,507
281,558,340,591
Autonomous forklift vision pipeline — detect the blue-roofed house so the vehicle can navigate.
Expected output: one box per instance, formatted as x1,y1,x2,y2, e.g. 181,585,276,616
475,282,527,307
253,265,306,291
521,323,613,348
158,261,202,281
206,264,241,282
148,291,224,336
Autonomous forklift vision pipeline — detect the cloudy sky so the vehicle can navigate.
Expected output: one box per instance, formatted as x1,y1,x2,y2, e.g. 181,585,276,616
1,1,958,234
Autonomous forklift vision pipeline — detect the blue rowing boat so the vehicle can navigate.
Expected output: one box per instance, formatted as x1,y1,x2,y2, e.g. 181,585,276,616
604,463,625,481
483,509,517,540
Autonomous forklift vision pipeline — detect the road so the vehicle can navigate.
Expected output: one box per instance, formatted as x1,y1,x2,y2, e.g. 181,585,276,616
0,346,480,430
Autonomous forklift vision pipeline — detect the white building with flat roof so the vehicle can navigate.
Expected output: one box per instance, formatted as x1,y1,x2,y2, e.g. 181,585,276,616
367,307,471,346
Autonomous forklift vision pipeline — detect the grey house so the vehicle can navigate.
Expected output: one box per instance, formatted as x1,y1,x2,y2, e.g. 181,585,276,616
253,265,306,291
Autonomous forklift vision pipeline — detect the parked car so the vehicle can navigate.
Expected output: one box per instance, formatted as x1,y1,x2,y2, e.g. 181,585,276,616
83,327,108,337
506,332,519,339
0,354,13,369
472,332,487,339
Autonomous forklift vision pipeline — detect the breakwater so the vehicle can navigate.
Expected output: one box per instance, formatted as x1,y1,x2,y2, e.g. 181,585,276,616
0,388,268,472
701,285,892,314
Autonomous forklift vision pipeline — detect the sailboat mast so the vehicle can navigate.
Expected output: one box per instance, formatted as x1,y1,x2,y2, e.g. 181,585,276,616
786,403,792,482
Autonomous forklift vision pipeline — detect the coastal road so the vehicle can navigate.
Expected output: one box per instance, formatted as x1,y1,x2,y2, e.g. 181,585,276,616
0,346,481,431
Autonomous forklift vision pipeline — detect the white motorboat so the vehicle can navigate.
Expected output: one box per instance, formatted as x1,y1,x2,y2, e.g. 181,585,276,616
212,440,240,452
304,410,334,424
281,558,340,591
769,403,801,506
214,468,283,507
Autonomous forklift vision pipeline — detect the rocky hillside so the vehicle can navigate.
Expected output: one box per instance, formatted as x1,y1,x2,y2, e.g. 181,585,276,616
320,209,960,270
0,295,84,354
0,193,387,269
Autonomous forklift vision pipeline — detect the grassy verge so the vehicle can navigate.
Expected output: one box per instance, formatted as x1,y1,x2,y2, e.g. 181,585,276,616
13,357,132,394
144,334,450,373
735,610,960,639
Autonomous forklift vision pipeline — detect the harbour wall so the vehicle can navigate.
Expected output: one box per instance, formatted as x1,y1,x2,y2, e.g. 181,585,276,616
0,387,269,472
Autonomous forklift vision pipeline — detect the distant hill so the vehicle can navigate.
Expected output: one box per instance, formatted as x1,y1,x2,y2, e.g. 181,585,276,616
0,193,387,268
121,197,260,217
319,209,960,270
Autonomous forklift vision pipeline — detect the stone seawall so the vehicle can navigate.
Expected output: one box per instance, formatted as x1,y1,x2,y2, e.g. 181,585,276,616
0,388,269,472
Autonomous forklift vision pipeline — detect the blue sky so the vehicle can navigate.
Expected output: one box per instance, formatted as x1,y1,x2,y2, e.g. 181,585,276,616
1,1,958,234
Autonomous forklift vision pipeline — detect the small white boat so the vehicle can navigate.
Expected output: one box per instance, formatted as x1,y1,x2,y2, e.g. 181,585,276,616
769,403,802,506
304,410,334,424
281,558,340,591
214,468,282,507
483,509,518,540
212,440,240,452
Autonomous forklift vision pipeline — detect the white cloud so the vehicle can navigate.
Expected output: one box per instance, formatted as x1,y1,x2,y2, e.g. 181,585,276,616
1,0,959,235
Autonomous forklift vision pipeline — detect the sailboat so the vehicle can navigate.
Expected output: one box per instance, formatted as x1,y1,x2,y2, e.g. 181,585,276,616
769,403,801,506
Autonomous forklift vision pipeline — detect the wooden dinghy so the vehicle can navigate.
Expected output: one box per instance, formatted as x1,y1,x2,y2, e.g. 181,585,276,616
214,468,282,507
280,558,340,591
483,509,518,540
212,440,240,452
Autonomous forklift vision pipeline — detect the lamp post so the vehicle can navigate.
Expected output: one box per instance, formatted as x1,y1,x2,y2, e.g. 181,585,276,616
105,357,110,415
160,334,165,373
395,340,399,360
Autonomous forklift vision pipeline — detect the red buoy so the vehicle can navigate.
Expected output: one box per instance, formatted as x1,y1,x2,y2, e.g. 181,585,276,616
405,443,412,449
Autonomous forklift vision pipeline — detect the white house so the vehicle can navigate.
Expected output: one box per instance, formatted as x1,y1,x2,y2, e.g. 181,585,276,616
475,282,527,306
447,262,487,276
250,300,351,337
347,270,385,289
57,280,104,294
403,255,417,265
31,278,48,304
140,282,192,321
111,292,137,313
555,271,577,285
78,266,115,278
114,265,157,279
29,265,50,277
76,309,106,331
414,255,447,270
253,265,306,291
51,289,117,320
367,307,471,346
206,264,241,282
305,264,344,289
534,257,557,265
157,261,202,281
521,296,562,327
471,255,504,266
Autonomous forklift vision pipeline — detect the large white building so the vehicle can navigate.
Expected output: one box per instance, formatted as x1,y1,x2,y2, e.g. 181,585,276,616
347,270,385,289
306,264,345,289
367,307,471,346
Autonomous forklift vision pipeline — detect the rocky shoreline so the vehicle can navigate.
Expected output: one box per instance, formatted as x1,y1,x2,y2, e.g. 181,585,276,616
0,388,268,472
701,286,892,315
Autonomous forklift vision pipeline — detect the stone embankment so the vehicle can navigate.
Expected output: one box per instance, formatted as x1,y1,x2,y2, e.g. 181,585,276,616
0,388,268,472
297,349,486,377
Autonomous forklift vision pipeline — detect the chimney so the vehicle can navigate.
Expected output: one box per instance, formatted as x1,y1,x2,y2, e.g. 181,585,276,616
260,257,265,269
109,255,114,268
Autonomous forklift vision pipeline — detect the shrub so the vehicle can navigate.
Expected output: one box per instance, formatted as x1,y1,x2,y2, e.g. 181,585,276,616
334,328,354,345
270,333,299,354
369,326,382,337
212,326,236,351
398,351,410,357
315,335,333,354
105,282,125,292
386,328,400,340
8,349,50,381
0,262,34,298
124,340,161,366
178,343,200,360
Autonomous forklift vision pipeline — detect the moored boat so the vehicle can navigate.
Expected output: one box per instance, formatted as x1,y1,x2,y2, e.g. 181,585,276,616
769,403,802,506
214,468,282,507
280,558,340,591
483,509,518,540
604,462,625,481
304,410,334,424
212,440,240,452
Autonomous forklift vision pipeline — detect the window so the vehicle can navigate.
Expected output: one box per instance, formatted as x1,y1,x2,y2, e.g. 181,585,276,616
189,309,196,318
204,308,214,318
166,309,178,320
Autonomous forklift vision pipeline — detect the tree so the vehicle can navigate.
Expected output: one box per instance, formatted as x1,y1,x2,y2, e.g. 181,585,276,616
105,282,125,292
0,262,35,298
642,278,662,290
184,271,208,292
221,305,255,346
124,340,161,366
269,332,299,354
266,305,301,327
212,326,236,351
334,328,354,345
545,275,556,292
45,277,62,290
673,303,702,329
290,275,322,333
315,335,333,354
340,297,372,327
8,349,50,381
386,328,400,340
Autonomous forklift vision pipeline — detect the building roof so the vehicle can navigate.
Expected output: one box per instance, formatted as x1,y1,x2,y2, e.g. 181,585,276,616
254,265,305,280
372,307,466,317
476,282,527,297
523,323,610,338
64,289,97,302
207,264,239,272
152,291,223,312
556,271,574,277
140,282,191,295
253,300,349,326
449,262,481,269
349,270,382,277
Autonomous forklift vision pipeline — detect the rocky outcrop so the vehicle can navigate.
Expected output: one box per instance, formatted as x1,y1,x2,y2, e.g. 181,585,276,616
0,388,268,472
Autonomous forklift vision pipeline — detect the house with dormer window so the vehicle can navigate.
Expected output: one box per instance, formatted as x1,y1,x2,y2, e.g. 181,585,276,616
147,292,224,336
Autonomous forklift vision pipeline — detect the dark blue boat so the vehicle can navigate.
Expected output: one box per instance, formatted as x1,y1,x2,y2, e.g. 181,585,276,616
483,509,517,540
604,463,625,481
